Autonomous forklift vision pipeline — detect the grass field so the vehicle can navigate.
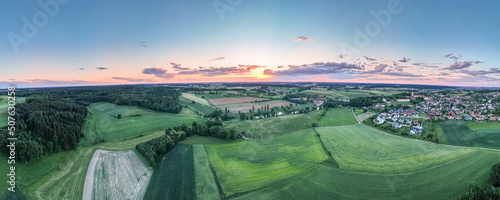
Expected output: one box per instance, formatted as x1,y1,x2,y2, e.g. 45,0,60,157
466,121,500,130
144,144,196,199
0,96,26,128
180,135,235,145
356,111,376,122
193,145,220,200
209,97,268,106
86,102,201,141
216,100,293,113
195,93,227,100
317,108,358,127
180,97,217,115
224,110,323,138
298,90,347,99
235,150,500,200
205,129,329,196
182,93,211,105
442,121,500,149
317,124,473,173
83,150,152,200
334,90,374,99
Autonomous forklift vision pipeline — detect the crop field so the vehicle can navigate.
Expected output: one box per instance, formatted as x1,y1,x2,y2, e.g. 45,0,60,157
298,90,347,99
193,145,220,200
144,144,196,200
205,129,329,196
83,150,152,200
86,103,201,141
182,93,211,105
466,121,500,130
195,93,227,99
180,135,235,145
216,100,292,113
356,111,376,122
317,108,358,127
224,110,323,138
442,121,500,149
180,97,217,115
316,125,473,173
235,150,500,200
209,97,268,105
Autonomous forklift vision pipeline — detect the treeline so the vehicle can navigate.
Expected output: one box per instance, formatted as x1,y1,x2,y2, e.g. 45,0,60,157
15,85,182,114
136,120,240,166
456,163,500,199
0,98,87,162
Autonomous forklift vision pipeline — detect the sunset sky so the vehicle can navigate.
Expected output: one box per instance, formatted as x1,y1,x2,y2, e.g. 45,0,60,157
1,0,500,88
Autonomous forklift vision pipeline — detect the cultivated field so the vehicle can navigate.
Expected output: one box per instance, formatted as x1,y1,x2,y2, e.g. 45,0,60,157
209,97,268,105
195,93,226,99
442,121,500,149
317,108,358,127
224,110,323,138
356,111,377,122
316,124,473,173
179,97,217,115
193,145,220,200
182,93,211,105
85,103,201,141
216,100,292,113
83,150,152,200
144,144,196,199
205,129,328,196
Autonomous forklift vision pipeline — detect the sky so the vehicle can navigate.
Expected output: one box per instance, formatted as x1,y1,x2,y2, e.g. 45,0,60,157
1,0,500,88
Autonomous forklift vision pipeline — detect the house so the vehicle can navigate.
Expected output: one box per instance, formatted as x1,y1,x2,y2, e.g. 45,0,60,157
456,115,462,120
477,116,485,121
491,116,497,121
465,116,473,120
277,112,284,116
392,122,401,129
410,126,423,135
413,120,419,125
314,98,327,106
398,117,404,123
405,118,412,124
447,115,455,120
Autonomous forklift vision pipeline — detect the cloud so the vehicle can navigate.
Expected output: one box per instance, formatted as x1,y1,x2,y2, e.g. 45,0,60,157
380,72,424,77
458,68,500,77
263,62,364,76
373,64,388,72
170,62,190,71
443,61,474,70
211,57,226,61
398,57,411,63
294,36,312,42
112,77,152,82
142,67,174,79
177,65,264,77
79,68,85,70
95,67,108,70
444,53,459,60
363,56,376,61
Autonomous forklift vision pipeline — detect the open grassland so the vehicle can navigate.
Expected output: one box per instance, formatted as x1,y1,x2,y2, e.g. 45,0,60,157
432,122,448,144
356,111,376,122
180,97,217,115
316,125,473,173
180,135,236,145
195,93,226,99
92,102,151,117
83,150,152,200
182,93,211,105
235,150,500,200
298,90,347,99
442,121,500,149
317,108,358,127
466,121,500,130
144,144,196,200
0,96,26,128
205,129,329,196
334,90,374,99
216,100,292,113
193,145,220,200
224,110,323,138
209,97,268,106
87,103,201,141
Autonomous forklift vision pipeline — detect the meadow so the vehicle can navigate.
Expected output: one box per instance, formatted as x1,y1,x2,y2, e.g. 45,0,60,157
316,124,473,173
356,111,376,122
209,97,268,105
144,144,196,199
442,121,500,149
317,108,358,127
205,128,329,196
215,100,292,113
179,96,217,115
0,96,26,128
182,93,211,105
193,145,220,200
87,102,201,141
224,110,323,138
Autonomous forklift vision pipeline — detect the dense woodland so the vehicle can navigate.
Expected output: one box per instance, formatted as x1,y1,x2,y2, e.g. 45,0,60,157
136,120,239,166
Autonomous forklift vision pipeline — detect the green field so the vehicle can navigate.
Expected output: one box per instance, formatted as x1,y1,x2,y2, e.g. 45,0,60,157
85,102,202,141
442,121,500,149
180,96,217,115
317,124,473,173
196,93,226,99
0,96,26,128
466,121,500,130
334,90,374,99
180,135,235,145
224,110,323,138
193,145,220,200
215,100,292,113
182,93,211,105
356,111,376,122
206,129,328,196
317,108,358,127
144,144,196,199
298,90,347,99
235,150,500,200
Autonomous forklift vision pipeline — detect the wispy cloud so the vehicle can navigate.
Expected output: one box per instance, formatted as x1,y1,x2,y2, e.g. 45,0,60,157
79,68,85,70
363,56,376,61
294,36,312,42
398,57,411,63
178,65,264,76
112,77,152,82
443,61,475,70
170,62,190,71
211,57,226,61
95,67,108,70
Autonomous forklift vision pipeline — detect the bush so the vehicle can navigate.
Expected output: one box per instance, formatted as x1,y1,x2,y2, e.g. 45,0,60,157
491,163,500,187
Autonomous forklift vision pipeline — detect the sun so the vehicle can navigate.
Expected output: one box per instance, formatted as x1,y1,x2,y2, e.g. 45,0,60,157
251,68,272,79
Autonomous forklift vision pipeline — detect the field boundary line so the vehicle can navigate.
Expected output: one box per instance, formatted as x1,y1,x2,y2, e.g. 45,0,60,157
352,109,361,124
203,145,226,199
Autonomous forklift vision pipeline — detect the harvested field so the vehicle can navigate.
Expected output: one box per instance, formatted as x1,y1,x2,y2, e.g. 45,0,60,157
83,150,152,200
209,97,268,105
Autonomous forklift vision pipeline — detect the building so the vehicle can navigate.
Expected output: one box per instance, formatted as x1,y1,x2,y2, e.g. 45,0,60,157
314,98,327,106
